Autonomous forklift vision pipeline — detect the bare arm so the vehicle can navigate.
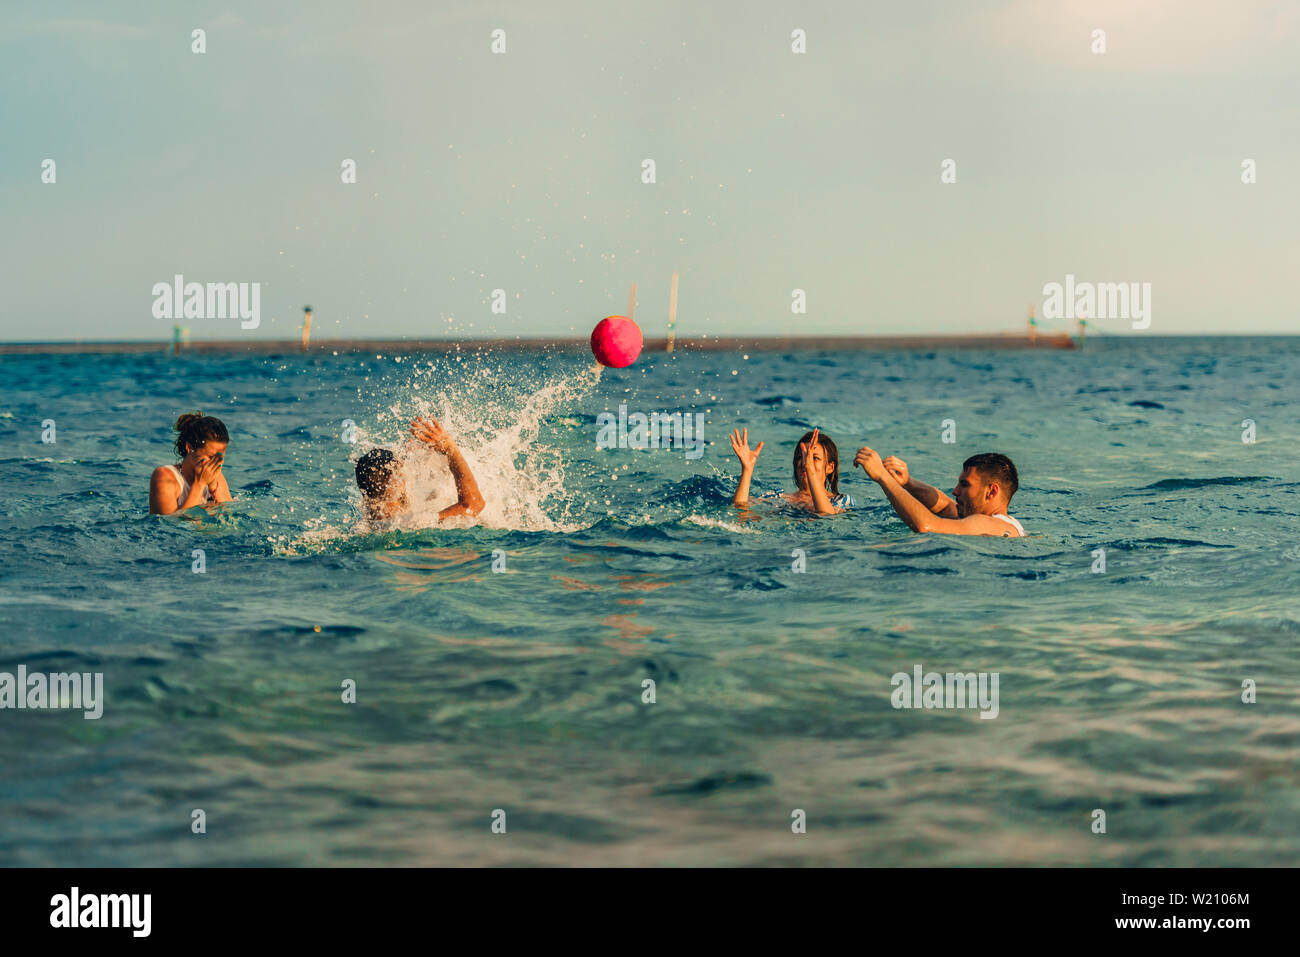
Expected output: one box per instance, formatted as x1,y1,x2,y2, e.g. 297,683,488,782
904,477,957,517
870,468,941,533
149,467,182,515
907,479,957,517
801,428,839,515
807,480,837,515
729,428,763,507
208,469,234,504
902,504,1017,536
438,446,485,519
409,417,485,519
882,455,956,517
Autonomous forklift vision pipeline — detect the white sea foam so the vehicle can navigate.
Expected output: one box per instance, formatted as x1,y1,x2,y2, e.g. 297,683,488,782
682,514,760,534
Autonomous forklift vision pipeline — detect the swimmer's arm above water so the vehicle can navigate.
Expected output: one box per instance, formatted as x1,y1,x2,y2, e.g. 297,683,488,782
801,428,839,515
856,446,1010,536
409,417,485,519
882,455,956,517
857,447,946,532
729,428,764,506
438,445,485,519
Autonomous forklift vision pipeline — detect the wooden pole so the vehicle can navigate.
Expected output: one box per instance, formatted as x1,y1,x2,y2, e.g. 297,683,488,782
666,272,679,352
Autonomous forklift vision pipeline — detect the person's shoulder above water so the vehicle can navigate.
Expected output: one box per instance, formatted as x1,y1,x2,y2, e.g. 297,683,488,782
991,513,1024,536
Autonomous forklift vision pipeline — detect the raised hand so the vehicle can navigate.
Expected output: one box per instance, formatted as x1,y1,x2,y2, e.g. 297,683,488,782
882,454,909,485
854,444,887,481
729,428,764,470
800,428,826,486
410,416,455,454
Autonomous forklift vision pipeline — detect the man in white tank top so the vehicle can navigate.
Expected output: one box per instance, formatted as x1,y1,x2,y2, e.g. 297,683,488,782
852,448,1024,537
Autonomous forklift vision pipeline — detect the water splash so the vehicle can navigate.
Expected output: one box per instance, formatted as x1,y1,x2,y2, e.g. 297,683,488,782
354,356,603,533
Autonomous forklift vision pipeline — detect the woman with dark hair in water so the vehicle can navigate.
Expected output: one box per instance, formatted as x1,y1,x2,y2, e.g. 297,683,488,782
149,413,233,514
730,426,855,515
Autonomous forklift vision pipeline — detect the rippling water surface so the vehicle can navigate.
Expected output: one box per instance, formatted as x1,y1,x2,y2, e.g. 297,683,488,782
1,337,1297,866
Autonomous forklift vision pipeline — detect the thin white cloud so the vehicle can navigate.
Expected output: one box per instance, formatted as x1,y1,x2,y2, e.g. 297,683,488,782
981,0,1300,73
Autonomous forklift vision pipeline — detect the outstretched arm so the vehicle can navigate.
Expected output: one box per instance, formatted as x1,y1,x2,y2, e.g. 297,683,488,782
439,446,486,519
730,428,764,506
882,455,956,517
857,447,1013,536
410,417,485,519
857,447,936,531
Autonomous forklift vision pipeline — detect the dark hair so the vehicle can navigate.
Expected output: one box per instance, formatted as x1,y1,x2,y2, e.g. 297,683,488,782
962,452,1019,502
355,448,398,499
174,413,229,458
793,430,840,496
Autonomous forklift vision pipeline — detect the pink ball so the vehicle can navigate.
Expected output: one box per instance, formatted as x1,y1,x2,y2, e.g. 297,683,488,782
590,315,643,368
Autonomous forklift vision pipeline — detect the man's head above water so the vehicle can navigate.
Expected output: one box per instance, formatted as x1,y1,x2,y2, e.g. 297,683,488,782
953,452,1019,517
355,447,408,518
353,417,486,522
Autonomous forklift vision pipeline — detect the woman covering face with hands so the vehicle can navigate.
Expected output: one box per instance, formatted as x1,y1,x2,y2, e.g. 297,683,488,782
149,412,234,515
730,426,855,515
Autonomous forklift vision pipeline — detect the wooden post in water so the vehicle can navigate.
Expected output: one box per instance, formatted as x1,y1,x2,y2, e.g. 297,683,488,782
666,272,679,353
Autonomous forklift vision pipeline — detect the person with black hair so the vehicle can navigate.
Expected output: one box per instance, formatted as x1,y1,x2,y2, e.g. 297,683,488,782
356,416,484,522
854,447,1024,537
149,412,233,514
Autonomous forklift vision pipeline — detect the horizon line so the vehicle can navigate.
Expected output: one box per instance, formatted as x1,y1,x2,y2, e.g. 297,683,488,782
2,332,1297,356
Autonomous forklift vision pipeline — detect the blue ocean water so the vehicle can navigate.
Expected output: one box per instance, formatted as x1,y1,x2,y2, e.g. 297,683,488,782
1,337,1298,866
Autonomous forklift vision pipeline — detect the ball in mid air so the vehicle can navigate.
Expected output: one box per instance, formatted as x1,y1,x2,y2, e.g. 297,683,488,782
590,315,643,368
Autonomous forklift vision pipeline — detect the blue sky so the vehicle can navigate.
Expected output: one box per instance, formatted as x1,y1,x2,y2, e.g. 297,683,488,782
2,0,1297,340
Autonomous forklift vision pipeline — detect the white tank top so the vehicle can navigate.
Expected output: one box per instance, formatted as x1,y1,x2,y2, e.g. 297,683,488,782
164,464,211,509
992,513,1024,536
